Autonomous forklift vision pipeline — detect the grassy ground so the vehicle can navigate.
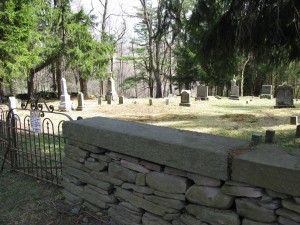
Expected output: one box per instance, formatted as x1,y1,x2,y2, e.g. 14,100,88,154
54,96,300,148
1,95,300,224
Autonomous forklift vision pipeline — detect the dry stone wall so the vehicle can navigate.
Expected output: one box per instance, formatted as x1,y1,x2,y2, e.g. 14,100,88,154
62,117,300,225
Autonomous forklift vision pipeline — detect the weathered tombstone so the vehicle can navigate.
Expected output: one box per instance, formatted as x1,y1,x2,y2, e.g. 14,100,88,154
149,99,153,106
59,78,72,111
107,94,112,105
165,99,169,105
274,83,295,108
98,95,102,105
290,116,298,125
251,133,262,145
265,130,275,143
229,76,239,100
179,90,191,107
105,76,118,101
197,85,209,100
119,96,124,105
76,92,85,111
8,96,17,114
260,85,272,99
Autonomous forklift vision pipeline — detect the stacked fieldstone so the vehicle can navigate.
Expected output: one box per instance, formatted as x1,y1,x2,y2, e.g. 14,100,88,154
62,138,300,225
62,117,300,225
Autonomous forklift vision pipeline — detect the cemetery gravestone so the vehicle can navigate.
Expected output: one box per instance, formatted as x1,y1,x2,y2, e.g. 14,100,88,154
260,85,272,99
98,96,102,105
76,92,85,111
8,96,17,114
179,90,191,107
290,116,298,125
265,130,275,143
119,96,124,105
105,77,118,101
59,78,72,111
229,76,239,100
107,94,112,105
197,85,209,100
165,99,169,105
274,84,295,108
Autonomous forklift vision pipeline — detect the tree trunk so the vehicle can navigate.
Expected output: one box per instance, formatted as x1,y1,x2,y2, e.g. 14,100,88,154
0,78,4,97
27,70,35,98
51,63,57,92
56,60,62,98
80,77,88,99
149,79,154,98
155,75,162,98
241,54,250,97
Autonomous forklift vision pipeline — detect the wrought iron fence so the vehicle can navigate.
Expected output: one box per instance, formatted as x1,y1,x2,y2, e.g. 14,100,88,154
0,98,72,186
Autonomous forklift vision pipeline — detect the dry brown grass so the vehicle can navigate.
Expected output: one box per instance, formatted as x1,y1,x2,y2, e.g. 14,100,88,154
53,96,300,148
3,96,300,147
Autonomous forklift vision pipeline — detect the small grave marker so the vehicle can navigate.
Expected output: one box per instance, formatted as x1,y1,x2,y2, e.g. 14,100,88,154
119,96,124,105
290,116,298,125
98,96,102,105
149,99,153,106
179,90,191,107
165,99,169,105
252,133,262,145
265,130,275,143
107,94,112,105
76,92,85,111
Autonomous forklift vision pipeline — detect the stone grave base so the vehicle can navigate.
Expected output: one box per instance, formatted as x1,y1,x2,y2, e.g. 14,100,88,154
274,105,295,108
260,94,272,99
229,95,239,100
200,97,209,101
179,103,191,107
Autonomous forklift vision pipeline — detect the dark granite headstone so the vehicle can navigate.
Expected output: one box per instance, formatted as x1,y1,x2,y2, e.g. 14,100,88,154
260,85,272,99
275,84,295,108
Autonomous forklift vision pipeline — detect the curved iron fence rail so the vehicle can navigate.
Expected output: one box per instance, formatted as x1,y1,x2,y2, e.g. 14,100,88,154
0,102,72,186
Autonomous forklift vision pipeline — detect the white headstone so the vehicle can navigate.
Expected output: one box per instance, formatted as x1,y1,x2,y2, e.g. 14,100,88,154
106,77,118,101
8,96,17,114
59,78,72,111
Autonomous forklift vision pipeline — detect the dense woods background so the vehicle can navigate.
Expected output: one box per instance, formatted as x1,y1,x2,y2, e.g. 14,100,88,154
0,0,299,99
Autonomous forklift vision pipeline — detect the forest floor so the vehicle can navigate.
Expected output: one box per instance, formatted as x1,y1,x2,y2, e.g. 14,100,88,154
0,166,112,225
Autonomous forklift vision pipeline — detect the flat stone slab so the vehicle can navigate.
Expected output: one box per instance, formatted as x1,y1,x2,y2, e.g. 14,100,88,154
232,144,300,196
63,117,249,180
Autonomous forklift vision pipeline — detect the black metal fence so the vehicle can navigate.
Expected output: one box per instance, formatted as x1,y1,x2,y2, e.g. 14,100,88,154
0,99,72,186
